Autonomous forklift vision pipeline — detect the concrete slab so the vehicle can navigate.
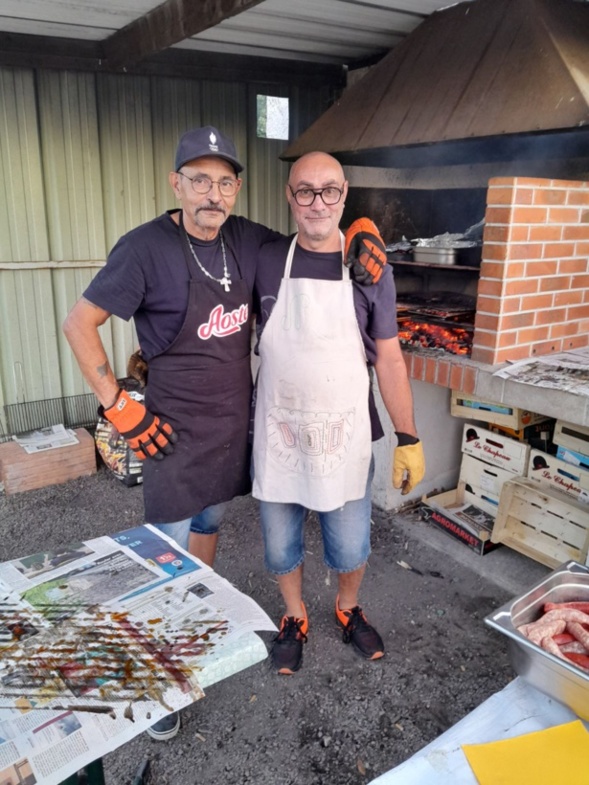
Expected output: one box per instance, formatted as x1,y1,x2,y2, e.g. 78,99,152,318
389,504,551,599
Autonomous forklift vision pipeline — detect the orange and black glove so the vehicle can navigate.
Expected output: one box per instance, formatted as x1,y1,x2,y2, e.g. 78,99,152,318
344,218,387,285
101,389,177,461
392,432,425,495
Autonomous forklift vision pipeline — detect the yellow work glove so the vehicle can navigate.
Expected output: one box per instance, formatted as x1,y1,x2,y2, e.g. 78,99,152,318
392,436,425,495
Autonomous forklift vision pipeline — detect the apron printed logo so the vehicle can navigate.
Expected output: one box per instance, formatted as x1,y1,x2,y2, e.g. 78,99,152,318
198,303,249,340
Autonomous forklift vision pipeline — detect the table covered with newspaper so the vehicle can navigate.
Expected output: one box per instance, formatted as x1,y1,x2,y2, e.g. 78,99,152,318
0,525,276,785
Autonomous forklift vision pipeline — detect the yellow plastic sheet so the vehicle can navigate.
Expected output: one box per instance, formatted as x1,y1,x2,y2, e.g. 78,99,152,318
462,720,589,785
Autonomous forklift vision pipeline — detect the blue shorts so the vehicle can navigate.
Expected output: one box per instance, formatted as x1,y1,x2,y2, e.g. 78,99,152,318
150,501,228,551
258,456,374,575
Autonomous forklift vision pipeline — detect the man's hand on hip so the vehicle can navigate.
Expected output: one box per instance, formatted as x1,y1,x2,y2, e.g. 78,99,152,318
102,390,178,461
344,218,387,285
392,436,425,495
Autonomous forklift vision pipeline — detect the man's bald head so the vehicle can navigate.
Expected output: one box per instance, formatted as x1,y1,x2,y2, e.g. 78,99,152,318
286,152,348,251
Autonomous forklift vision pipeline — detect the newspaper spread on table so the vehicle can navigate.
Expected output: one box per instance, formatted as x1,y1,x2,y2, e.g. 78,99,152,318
493,347,589,396
0,524,276,785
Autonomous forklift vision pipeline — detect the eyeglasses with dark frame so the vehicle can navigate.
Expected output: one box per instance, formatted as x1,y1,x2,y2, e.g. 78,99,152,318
178,171,240,197
289,185,344,206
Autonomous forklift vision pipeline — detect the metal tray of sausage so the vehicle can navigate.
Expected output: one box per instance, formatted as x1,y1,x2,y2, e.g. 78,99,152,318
485,560,589,720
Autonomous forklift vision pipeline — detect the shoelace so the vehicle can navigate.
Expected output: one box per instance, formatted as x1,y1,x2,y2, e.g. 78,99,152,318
275,616,308,643
341,606,369,644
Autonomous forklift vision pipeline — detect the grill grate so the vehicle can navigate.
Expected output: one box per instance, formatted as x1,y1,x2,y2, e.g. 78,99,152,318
1,394,98,443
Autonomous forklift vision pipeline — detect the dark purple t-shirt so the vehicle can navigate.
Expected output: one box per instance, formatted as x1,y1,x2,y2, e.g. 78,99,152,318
253,236,398,363
84,210,281,360
253,236,399,440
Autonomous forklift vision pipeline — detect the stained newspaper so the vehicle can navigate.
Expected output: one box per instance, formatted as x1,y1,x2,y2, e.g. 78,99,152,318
0,525,275,784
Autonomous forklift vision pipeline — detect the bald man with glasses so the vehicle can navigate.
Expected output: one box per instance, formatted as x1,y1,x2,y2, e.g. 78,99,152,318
252,152,425,675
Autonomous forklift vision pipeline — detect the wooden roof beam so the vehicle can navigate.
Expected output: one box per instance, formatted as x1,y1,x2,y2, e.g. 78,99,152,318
102,0,267,68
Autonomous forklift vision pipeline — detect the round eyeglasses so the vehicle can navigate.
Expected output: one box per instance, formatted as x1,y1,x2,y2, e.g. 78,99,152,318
178,171,240,197
289,185,344,207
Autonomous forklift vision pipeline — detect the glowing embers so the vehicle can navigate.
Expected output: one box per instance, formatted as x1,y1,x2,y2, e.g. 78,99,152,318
398,316,473,356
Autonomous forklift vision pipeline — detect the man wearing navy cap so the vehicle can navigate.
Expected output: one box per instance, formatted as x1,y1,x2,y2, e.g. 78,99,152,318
63,126,386,738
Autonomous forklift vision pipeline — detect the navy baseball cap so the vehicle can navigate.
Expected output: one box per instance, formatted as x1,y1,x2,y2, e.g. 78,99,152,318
174,126,243,173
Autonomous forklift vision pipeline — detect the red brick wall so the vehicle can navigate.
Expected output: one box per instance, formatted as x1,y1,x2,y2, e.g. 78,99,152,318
472,177,589,365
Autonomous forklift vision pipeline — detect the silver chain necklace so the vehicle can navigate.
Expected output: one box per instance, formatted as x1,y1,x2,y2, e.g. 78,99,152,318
184,230,232,292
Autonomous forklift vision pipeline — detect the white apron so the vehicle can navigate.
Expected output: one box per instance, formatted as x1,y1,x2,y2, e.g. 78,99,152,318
252,234,372,511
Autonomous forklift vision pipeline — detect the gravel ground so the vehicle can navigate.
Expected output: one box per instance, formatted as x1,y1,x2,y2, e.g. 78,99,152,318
0,465,549,785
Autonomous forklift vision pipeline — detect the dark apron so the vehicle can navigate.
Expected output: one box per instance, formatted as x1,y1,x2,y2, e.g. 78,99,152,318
142,218,253,523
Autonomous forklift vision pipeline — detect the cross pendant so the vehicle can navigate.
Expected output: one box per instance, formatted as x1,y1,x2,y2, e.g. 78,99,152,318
220,276,231,292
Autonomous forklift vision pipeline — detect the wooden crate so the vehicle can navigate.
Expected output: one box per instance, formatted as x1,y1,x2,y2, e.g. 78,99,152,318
0,429,96,495
491,477,589,568
527,448,589,505
451,390,549,429
554,420,589,456
461,423,530,475
459,453,515,508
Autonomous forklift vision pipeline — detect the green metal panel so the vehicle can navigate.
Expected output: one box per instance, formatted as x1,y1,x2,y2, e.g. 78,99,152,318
200,81,250,218
0,269,61,402
96,73,156,252
37,70,106,262
246,83,291,233
151,77,203,214
0,68,49,263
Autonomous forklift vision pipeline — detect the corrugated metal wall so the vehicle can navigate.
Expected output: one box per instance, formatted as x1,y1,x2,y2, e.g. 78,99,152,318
0,65,332,424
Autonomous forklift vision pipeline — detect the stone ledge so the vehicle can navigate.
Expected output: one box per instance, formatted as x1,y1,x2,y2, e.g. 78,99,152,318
403,348,589,428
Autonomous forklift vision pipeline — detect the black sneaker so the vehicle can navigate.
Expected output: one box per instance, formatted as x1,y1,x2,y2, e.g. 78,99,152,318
336,601,384,660
146,711,180,740
271,614,308,675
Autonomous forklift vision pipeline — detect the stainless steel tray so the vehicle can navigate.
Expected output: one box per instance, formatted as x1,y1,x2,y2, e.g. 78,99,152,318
412,247,456,265
485,560,589,719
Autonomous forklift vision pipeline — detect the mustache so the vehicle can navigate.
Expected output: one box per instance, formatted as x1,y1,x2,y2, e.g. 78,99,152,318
196,204,226,215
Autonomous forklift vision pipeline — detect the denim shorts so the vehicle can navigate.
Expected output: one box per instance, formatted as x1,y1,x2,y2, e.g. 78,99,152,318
259,456,374,575
150,501,229,551
189,501,229,534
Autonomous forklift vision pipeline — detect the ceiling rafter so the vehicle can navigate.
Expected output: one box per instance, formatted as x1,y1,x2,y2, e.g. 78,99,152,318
102,0,267,68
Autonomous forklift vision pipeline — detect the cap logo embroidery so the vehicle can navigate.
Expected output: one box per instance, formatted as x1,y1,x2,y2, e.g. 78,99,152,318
208,132,219,153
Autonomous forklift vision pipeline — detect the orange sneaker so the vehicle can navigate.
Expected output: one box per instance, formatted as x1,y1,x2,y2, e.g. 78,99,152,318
335,596,384,660
271,604,308,675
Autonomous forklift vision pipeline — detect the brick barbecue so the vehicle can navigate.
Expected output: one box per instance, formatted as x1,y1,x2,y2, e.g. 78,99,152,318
400,176,589,395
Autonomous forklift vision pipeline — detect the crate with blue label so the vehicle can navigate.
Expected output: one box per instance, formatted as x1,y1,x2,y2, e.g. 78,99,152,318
556,445,589,472
554,418,589,461
451,391,551,430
